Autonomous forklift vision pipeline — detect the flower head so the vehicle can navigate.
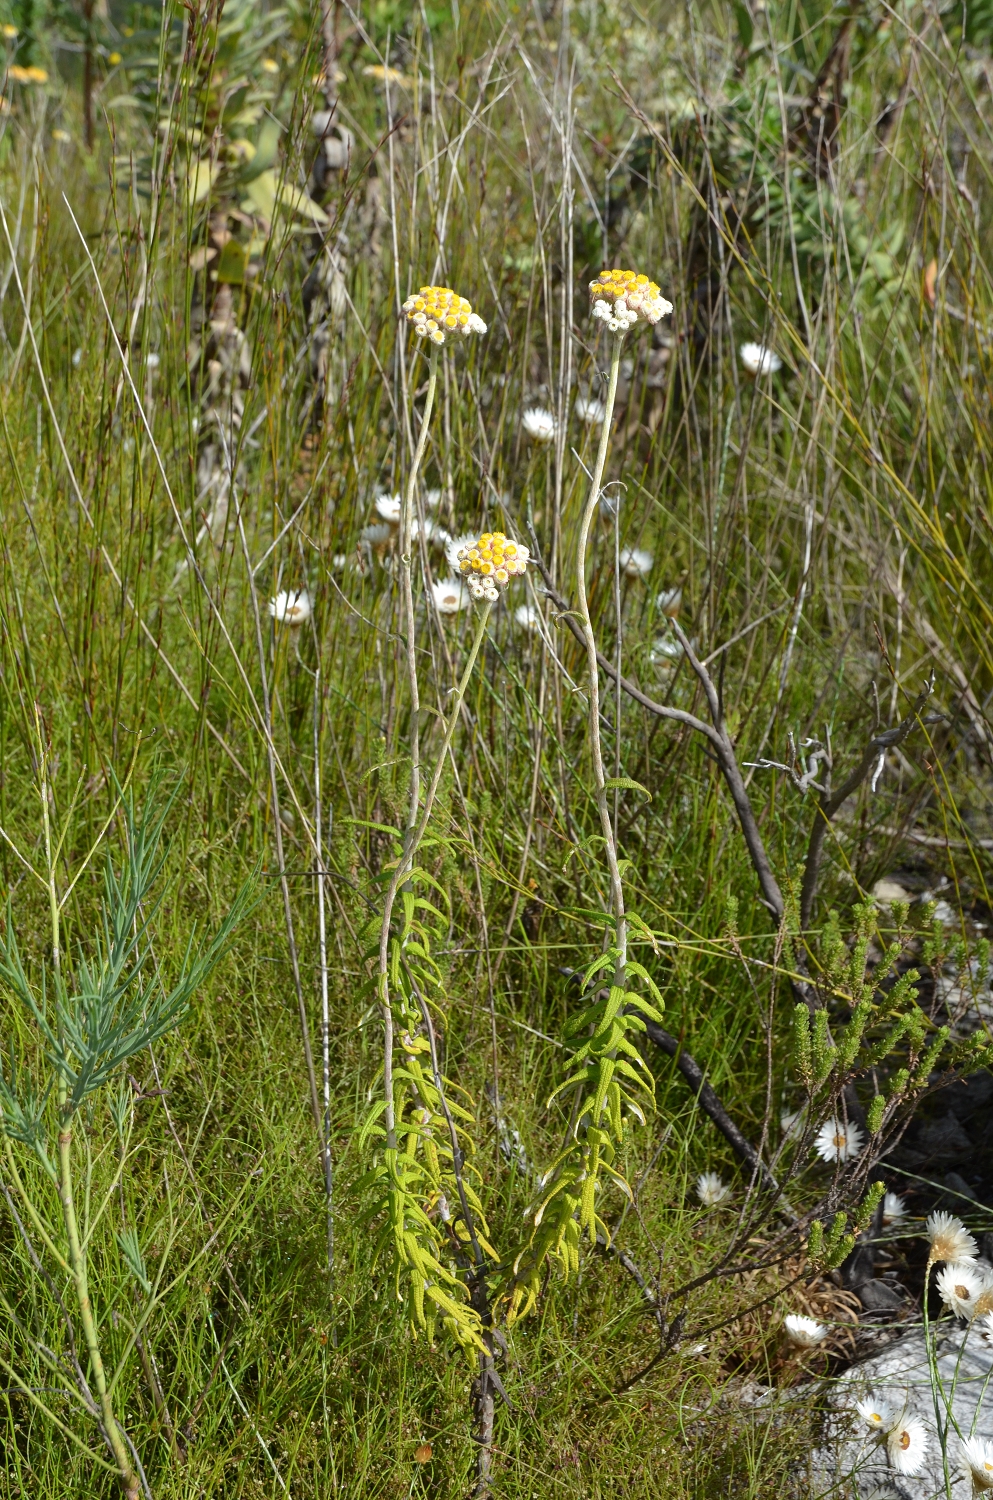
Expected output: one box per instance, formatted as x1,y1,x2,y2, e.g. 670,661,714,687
936,1261,990,1319
696,1172,731,1207
589,269,672,333
657,586,682,618
620,547,653,581
375,492,401,525
8,63,47,83
575,394,607,426
887,1415,929,1476
457,532,529,604
962,1437,993,1492
411,516,450,548
430,577,468,616
522,406,557,444
402,286,486,346
926,1210,978,1263
425,488,443,511
783,1313,827,1348
814,1118,864,1164
856,1397,894,1432
514,603,540,632
740,342,782,377
882,1192,906,1227
269,588,312,626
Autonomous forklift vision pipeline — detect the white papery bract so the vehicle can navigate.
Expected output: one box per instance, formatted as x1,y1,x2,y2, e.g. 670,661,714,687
962,1436,993,1491
882,1192,907,1226
936,1260,989,1319
695,1172,731,1207
855,1397,894,1432
268,589,312,626
522,406,557,444
814,1118,864,1163
620,547,653,580
374,492,401,524
783,1313,827,1347
740,341,782,376
575,395,607,426
887,1416,929,1476
927,1210,978,1263
430,578,468,616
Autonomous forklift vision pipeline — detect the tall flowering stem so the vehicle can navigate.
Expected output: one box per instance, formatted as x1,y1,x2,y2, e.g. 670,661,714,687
399,343,439,845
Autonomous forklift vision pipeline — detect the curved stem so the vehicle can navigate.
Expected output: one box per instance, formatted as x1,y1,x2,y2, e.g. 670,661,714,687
400,346,440,843
575,334,627,973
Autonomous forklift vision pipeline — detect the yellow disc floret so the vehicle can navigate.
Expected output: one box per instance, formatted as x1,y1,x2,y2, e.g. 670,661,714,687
588,268,673,331
456,531,529,603
401,285,487,345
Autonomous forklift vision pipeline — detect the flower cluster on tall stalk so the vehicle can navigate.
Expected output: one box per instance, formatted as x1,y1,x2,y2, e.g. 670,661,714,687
509,270,673,1320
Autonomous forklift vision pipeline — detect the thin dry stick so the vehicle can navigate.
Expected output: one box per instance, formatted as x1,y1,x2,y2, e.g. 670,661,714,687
314,667,335,1287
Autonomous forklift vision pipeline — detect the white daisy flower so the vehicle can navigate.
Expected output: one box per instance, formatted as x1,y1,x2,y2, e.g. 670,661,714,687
781,1107,806,1140
936,1261,990,1319
649,635,683,664
962,1436,993,1491
446,532,479,573
656,586,682,618
887,1415,929,1476
856,1397,894,1432
424,488,443,510
814,1119,864,1164
269,589,312,626
927,1211,978,1263
882,1192,907,1227
359,522,393,549
978,1311,993,1346
783,1313,827,1348
330,552,348,571
575,395,607,426
411,516,450,547
739,342,782,377
374,492,402,525
430,577,468,616
514,603,541,632
619,547,653,580
522,406,557,444
696,1172,731,1207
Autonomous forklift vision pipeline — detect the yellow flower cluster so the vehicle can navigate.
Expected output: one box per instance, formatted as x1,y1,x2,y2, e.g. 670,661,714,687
402,286,487,346
588,268,672,332
457,532,529,603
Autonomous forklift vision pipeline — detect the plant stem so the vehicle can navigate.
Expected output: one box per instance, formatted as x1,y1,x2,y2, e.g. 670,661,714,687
36,715,140,1499
575,334,627,975
400,345,440,847
380,602,492,1149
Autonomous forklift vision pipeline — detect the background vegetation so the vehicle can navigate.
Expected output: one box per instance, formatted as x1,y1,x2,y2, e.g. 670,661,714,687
1,0,992,1493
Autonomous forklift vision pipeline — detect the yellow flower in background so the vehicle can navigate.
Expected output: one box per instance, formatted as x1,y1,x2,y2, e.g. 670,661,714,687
2,24,17,37
589,268,672,332
9,64,47,84
261,57,279,74
108,51,122,65
401,286,486,346
363,63,411,87
52,128,70,142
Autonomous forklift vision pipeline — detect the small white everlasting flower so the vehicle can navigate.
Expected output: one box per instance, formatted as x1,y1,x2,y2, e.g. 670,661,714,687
814,1118,864,1164
882,1192,907,1226
575,395,607,426
411,516,450,547
656,586,682,618
856,1397,894,1432
430,577,468,616
695,1172,731,1207
514,603,540,632
269,589,312,626
887,1415,929,1476
619,547,653,580
360,522,393,549
978,1311,993,1346
936,1261,990,1319
740,342,782,377
424,488,443,511
783,1313,827,1348
522,406,557,444
962,1436,993,1491
375,492,401,525
781,1107,805,1140
927,1210,978,1263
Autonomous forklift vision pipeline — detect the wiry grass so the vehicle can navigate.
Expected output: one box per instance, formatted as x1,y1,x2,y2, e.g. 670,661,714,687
0,0,992,1493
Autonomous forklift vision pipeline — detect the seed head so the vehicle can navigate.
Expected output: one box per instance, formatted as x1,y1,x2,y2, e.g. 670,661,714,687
457,532,529,603
588,268,672,333
401,286,486,346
